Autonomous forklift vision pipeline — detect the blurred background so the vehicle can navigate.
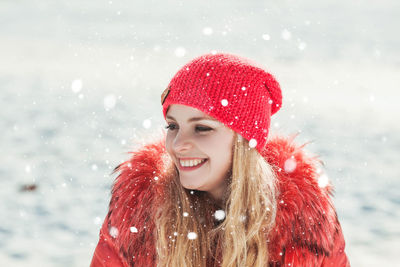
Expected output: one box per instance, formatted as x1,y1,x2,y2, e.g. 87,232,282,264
1,0,399,266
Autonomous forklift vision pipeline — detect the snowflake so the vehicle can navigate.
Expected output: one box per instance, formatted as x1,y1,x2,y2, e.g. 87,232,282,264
71,79,82,93
298,42,307,50
214,210,226,221
25,165,31,173
187,232,198,240
203,27,213,35
142,119,152,129
249,139,257,148
109,226,119,238
104,94,116,110
281,29,291,40
318,174,329,188
262,34,271,41
175,47,186,57
284,157,297,173
93,217,102,225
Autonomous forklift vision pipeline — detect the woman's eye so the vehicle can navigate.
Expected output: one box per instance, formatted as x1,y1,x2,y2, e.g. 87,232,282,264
195,126,212,132
165,124,177,130
164,124,212,132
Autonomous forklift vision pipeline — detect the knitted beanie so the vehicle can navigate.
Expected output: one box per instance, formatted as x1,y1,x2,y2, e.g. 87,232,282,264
161,52,282,154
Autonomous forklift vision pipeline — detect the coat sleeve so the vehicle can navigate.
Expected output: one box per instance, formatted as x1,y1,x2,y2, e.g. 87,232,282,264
282,223,350,267
90,219,128,267
320,224,350,267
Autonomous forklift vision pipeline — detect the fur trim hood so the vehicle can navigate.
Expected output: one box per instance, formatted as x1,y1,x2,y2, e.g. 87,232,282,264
91,134,350,267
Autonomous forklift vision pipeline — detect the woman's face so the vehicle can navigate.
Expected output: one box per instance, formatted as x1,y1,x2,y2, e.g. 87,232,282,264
165,104,235,200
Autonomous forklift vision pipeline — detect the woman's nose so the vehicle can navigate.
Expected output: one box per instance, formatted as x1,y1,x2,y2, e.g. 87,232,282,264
172,132,193,153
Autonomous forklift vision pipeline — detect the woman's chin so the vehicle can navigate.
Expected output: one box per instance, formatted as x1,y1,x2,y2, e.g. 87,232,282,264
181,184,198,190
180,180,202,191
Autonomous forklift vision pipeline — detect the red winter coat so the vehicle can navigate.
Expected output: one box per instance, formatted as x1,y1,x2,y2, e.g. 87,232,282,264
90,134,350,266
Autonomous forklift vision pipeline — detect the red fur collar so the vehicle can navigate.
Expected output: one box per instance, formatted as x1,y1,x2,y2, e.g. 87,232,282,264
102,133,340,266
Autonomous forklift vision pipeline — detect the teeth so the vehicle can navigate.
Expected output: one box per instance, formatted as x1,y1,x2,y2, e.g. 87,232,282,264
180,159,206,167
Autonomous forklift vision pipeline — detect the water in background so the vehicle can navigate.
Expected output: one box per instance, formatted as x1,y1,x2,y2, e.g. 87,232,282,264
1,0,399,266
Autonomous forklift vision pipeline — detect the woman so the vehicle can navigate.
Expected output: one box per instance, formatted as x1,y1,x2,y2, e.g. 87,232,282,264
90,53,350,266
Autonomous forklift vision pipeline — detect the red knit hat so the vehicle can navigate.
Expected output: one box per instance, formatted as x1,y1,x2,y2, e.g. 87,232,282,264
161,52,282,154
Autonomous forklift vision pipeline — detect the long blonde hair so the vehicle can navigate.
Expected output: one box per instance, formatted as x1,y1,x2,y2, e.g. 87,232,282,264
155,132,278,266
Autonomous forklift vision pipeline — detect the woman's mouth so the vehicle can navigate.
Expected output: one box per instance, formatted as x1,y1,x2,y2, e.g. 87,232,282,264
178,158,208,171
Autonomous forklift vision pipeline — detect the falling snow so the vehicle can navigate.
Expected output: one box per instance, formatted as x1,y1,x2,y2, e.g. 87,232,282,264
298,42,307,50
130,226,138,233
262,34,271,41
93,217,102,225
221,99,228,106
175,47,186,57
187,232,198,240
214,210,226,221
109,226,119,238
249,139,257,148
318,174,329,188
104,94,116,110
71,79,82,93
203,27,213,35
142,119,152,129
1,1,396,266
281,29,292,40
25,165,31,173
369,94,375,102
284,157,297,173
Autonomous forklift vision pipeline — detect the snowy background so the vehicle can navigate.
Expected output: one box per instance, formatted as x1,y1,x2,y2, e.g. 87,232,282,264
1,0,399,266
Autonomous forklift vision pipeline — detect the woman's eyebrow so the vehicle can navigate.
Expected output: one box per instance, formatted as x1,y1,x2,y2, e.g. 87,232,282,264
166,115,218,122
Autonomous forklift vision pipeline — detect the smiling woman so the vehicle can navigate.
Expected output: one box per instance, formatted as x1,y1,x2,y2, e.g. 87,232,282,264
90,53,350,267
165,104,235,203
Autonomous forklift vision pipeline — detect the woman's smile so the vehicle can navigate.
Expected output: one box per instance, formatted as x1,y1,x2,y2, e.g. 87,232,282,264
178,158,208,171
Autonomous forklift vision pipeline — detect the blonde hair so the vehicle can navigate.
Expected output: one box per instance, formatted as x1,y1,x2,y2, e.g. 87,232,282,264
154,132,278,266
